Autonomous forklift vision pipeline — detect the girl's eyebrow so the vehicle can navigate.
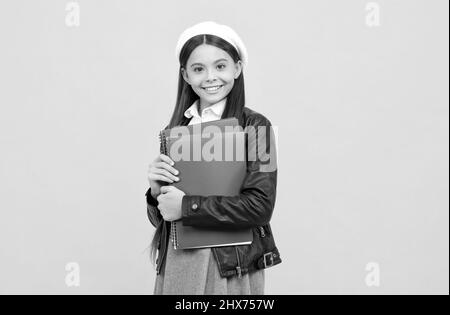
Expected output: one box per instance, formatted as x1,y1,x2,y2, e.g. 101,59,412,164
190,58,228,67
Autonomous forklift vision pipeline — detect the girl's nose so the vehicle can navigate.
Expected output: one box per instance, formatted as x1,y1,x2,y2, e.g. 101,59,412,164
205,69,218,82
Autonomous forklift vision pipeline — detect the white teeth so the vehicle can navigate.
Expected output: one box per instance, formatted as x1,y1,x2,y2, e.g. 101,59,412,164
204,85,222,91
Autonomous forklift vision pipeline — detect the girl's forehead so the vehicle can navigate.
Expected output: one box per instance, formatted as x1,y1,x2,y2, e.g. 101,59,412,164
187,44,233,64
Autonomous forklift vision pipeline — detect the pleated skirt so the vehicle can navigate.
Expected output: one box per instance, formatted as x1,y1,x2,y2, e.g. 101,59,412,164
154,240,265,295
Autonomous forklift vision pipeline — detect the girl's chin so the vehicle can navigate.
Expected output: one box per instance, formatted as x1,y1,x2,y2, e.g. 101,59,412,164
201,92,223,102
204,93,222,100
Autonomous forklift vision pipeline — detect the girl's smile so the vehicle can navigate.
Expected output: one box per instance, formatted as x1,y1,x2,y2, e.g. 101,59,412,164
202,84,224,93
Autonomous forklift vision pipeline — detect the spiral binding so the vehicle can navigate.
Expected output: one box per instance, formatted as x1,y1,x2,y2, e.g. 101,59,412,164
171,221,178,249
159,131,168,155
160,130,178,249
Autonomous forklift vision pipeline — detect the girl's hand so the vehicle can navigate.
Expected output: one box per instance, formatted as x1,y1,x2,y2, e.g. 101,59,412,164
157,186,186,221
147,154,180,198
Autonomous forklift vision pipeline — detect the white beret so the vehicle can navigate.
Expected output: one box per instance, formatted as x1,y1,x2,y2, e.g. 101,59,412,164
175,21,248,67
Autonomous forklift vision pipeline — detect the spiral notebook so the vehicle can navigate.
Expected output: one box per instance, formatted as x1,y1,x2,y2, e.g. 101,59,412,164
159,118,253,250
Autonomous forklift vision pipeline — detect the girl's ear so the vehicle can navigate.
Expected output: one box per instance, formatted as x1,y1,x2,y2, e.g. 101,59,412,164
181,67,190,85
234,60,243,79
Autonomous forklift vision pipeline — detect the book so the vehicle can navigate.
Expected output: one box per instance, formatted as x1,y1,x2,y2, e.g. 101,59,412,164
158,118,253,250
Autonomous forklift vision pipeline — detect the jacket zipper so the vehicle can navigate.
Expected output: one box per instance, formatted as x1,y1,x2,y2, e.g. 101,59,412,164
259,226,266,237
235,246,243,278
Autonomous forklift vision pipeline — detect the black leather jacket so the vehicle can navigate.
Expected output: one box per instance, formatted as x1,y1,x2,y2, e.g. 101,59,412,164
145,106,281,278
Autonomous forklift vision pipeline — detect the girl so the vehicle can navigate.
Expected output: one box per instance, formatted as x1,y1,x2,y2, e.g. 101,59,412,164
146,21,281,295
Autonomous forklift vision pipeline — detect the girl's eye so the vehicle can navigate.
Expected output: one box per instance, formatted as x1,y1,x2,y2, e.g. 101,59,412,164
217,64,226,70
193,67,203,72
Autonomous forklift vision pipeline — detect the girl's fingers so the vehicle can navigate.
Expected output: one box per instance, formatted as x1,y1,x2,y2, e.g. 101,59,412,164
159,154,175,166
153,168,179,182
155,161,179,176
148,155,179,183
150,174,174,183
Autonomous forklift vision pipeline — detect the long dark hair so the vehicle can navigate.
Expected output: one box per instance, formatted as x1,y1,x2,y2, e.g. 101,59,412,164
149,34,247,266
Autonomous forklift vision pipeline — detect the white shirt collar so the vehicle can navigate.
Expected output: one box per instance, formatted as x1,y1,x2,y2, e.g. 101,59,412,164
184,98,227,120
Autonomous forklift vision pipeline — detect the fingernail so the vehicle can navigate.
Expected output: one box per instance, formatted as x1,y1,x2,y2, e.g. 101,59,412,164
176,177,180,181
